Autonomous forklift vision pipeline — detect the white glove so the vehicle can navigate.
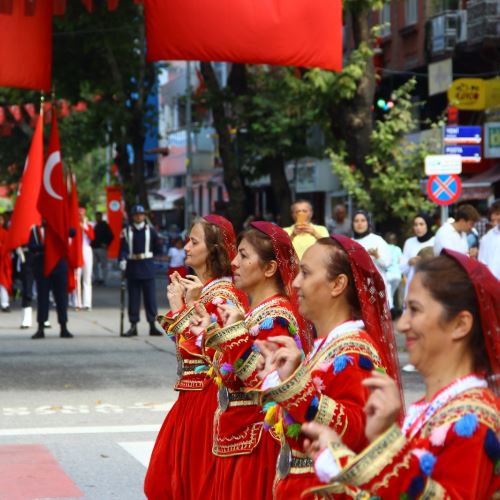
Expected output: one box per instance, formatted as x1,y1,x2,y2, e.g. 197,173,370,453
119,260,127,271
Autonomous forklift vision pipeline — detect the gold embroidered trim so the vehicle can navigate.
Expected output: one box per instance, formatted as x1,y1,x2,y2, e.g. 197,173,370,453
212,416,264,456
246,300,297,331
157,314,175,331
315,394,338,426
371,450,412,490
264,363,311,403
236,350,260,382
421,478,447,499
200,280,240,307
174,379,205,391
169,305,196,336
205,320,246,349
335,424,406,486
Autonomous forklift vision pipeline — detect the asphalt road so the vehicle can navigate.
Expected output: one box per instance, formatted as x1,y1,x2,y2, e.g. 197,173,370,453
0,269,424,500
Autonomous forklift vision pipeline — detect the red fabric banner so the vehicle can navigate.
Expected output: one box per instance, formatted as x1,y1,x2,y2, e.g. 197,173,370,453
67,173,83,292
7,114,43,250
0,0,52,91
0,227,13,294
144,0,343,71
37,111,69,276
106,186,123,259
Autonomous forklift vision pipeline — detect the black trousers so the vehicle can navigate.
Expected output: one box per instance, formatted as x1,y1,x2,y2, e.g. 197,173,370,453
20,257,35,308
35,270,68,326
127,278,157,324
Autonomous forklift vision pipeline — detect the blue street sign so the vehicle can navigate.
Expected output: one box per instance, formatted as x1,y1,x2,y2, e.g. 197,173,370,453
427,174,462,206
444,126,482,144
444,145,482,163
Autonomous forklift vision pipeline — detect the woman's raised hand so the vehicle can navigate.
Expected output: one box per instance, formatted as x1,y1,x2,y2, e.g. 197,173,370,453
362,371,401,442
302,422,341,461
178,274,204,306
189,302,211,337
254,340,279,379
216,303,245,327
267,335,302,380
167,272,185,311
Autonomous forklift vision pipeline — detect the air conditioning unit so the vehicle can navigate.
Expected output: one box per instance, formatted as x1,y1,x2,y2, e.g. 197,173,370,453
428,11,459,55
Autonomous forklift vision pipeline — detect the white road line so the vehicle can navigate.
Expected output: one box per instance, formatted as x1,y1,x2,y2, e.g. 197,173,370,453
118,441,155,467
0,424,162,437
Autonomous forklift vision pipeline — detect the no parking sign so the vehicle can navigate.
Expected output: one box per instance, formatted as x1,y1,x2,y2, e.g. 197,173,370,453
426,174,462,206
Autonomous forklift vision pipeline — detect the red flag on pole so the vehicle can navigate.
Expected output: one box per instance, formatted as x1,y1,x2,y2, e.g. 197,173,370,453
67,172,83,292
0,225,13,295
0,0,52,91
106,186,123,259
7,113,44,250
37,111,69,276
144,0,343,71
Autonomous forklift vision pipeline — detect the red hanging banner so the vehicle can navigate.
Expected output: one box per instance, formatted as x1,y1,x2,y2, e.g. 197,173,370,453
106,185,123,259
0,0,52,91
144,0,343,71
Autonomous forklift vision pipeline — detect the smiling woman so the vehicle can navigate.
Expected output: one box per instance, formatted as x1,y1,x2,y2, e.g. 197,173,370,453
302,250,500,499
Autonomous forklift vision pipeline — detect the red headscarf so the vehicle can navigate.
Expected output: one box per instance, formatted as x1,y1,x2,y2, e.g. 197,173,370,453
442,249,500,394
250,221,314,353
331,235,404,407
203,214,237,262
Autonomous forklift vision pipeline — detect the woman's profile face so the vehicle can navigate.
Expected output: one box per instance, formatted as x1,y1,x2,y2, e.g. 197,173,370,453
353,214,368,234
413,217,428,238
397,273,456,373
184,223,209,270
292,243,337,322
231,237,268,292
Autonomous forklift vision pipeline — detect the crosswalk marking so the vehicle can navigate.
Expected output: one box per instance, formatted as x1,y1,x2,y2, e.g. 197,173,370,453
118,441,155,467
0,424,162,437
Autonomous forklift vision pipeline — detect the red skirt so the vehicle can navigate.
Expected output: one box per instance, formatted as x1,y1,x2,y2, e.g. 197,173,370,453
144,385,218,500
275,473,326,500
209,430,280,499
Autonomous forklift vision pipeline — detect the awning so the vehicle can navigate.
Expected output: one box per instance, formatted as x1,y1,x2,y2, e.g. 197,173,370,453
148,188,185,210
460,164,500,201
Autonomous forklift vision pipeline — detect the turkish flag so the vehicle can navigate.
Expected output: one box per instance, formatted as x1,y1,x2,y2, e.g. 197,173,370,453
144,0,343,71
0,0,52,91
106,186,123,259
7,113,43,250
67,173,83,292
37,111,69,276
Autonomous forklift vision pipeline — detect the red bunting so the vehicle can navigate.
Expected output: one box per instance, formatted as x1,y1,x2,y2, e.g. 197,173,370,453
144,0,343,71
0,0,52,91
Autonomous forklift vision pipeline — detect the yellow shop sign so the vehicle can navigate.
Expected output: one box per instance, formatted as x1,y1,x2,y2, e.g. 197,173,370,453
447,78,486,110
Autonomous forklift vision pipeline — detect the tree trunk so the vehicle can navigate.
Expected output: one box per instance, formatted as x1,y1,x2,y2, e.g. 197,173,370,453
265,155,292,226
332,8,375,185
200,62,248,231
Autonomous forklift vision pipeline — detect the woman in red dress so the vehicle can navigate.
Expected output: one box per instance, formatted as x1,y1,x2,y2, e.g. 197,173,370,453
303,250,500,499
255,235,402,499
144,215,246,500
199,221,313,499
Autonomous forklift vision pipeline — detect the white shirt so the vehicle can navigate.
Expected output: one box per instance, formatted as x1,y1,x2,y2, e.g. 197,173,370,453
400,236,435,298
354,233,392,279
478,226,500,279
168,247,186,267
433,222,468,256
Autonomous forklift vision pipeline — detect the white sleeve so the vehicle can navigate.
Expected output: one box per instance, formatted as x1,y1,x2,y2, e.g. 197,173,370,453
433,230,444,256
375,236,392,270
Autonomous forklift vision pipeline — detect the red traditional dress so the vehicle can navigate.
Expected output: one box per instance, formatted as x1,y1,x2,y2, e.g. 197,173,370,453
0,226,13,296
144,216,246,500
260,235,402,499
203,222,313,499
308,250,500,499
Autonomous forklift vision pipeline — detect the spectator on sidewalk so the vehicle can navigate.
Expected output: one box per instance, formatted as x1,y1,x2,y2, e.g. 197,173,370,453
0,213,11,313
479,200,500,279
91,211,114,285
433,204,480,256
327,203,351,237
384,232,402,317
284,199,329,259
73,208,94,310
166,238,187,281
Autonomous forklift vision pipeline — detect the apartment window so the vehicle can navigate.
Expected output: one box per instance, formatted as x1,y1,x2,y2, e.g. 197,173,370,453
405,0,418,26
380,2,391,37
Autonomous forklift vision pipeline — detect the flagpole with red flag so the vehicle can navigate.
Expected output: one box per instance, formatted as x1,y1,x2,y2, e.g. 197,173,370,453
7,112,44,250
37,109,69,277
67,170,83,293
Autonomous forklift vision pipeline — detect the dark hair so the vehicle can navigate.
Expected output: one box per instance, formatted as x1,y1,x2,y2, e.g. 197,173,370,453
195,218,232,278
316,238,361,319
416,256,489,375
237,228,285,293
455,204,480,223
489,200,500,217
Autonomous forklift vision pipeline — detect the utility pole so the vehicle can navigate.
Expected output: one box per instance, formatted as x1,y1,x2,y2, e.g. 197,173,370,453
184,61,194,231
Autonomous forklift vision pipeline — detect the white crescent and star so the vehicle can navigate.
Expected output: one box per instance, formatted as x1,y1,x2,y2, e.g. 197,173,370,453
43,151,63,200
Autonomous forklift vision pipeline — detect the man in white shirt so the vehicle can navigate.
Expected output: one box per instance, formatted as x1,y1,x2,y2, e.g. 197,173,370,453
479,201,500,279
434,204,480,256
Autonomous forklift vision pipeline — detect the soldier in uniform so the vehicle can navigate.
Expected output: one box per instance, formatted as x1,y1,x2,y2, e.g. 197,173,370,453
29,222,73,339
119,204,163,337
